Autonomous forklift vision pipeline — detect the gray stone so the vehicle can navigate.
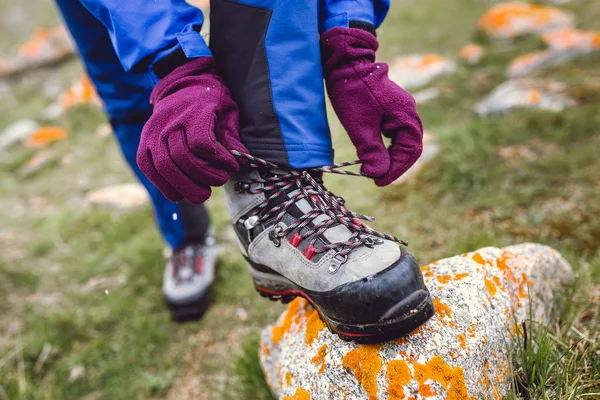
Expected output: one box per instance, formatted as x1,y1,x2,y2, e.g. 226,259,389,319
475,79,576,115
411,88,440,105
477,3,574,40
86,183,149,211
0,119,39,152
259,243,573,399
388,55,456,89
509,28,600,78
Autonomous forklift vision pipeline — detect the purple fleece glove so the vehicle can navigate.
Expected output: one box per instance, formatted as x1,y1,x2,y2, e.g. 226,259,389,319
321,28,423,186
137,57,248,204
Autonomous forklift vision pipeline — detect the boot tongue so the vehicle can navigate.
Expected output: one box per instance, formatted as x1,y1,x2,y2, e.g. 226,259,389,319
260,168,353,243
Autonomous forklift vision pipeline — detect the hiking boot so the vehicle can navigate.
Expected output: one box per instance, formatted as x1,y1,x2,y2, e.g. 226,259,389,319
224,152,435,343
163,234,217,322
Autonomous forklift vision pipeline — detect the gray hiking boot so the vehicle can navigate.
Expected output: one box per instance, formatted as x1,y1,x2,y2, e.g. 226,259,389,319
224,153,434,343
163,234,216,322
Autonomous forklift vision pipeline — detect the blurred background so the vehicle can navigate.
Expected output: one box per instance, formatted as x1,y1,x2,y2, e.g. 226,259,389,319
0,0,598,399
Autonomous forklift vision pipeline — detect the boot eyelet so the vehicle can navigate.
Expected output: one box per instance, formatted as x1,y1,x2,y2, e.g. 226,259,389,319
328,253,348,274
269,226,282,247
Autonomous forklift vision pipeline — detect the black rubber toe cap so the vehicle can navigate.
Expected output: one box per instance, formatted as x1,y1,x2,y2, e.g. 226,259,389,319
306,247,429,325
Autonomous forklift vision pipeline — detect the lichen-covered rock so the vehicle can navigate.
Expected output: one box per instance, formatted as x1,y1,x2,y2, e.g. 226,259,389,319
477,2,574,40
23,126,68,148
0,26,74,77
45,75,102,118
260,244,572,400
388,55,456,89
474,79,576,115
459,44,485,66
86,183,149,211
0,119,39,152
508,28,600,78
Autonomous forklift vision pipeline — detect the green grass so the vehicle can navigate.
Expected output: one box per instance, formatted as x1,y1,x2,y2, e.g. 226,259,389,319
1,0,599,399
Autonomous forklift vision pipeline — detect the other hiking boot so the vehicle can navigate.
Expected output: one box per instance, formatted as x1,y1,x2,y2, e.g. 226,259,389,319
224,152,434,343
163,234,217,322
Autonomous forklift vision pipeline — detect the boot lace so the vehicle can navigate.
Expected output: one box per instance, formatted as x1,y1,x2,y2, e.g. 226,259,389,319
231,150,407,261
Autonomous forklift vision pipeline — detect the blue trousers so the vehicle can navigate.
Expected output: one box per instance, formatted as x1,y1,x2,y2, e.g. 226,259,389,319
55,0,209,250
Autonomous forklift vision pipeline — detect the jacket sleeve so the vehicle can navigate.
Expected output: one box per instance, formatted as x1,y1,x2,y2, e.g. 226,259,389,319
321,0,390,33
79,0,211,82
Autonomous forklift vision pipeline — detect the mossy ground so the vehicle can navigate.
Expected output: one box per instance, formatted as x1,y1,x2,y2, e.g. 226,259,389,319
0,0,598,399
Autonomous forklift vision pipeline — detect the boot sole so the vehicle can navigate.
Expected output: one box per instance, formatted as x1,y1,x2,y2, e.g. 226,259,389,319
165,290,212,323
249,265,435,344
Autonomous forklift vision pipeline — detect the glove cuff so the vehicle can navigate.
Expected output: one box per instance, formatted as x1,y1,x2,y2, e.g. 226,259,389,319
151,56,218,104
320,27,379,77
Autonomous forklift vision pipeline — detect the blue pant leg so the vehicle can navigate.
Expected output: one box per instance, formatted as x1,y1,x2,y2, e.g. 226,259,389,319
210,0,333,168
55,0,208,249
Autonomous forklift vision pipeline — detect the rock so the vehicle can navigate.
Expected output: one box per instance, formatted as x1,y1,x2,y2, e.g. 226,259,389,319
542,28,600,53
508,28,600,78
68,365,85,382
498,145,537,164
0,58,17,76
47,75,102,117
80,274,127,293
0,26,75,77
388,55,456,89
459,44,485,66
23,126,68,148
392,132,439,185
95,123,113,138
259,243,573,400
411,88,440,105
477,2,574,40
86,183,149,211
0,119,39,152
474,79,576,115
20,149,59,177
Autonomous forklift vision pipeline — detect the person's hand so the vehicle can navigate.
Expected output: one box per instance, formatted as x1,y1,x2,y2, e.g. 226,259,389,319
321,27,423,186
137,57,248,204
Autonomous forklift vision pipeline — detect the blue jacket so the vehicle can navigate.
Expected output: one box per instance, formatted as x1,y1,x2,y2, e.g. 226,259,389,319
79,0,390,81
73,0,391,169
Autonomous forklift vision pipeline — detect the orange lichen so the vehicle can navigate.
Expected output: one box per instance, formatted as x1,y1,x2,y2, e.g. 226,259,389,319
433,299,454,326
312,344,327,374
285,371,292,387
272,298,304,345
283,388,311,400
453,273,469,281
305,309,326,345
492,276,505,292
341,344,383,400
387,360,411,400
484,276,498,296
542,28,600,50
459,44,484,60
59,75,100,110
471,253,487,265
478,3,571,39
418,383,436,397
23,126,68,148
420,265,431,272
397,54,446,69
457,333,466,350
436,275,452,284
528,89,541,104
413,356,471,400
260,339,271,355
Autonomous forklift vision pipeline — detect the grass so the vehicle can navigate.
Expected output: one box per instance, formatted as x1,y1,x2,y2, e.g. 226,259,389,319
0,0,599,399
